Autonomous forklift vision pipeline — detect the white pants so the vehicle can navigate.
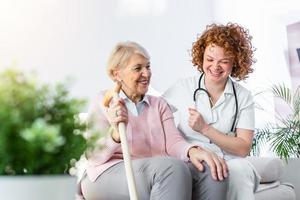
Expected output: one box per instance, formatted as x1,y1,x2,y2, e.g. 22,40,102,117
227,158,261,200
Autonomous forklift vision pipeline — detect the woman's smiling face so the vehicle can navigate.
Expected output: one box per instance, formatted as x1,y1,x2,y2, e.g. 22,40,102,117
203,44,234,85
115,53,151,102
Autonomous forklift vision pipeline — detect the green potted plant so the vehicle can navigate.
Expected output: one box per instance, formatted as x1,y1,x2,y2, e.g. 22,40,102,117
253,84,300,161
0,68,87,200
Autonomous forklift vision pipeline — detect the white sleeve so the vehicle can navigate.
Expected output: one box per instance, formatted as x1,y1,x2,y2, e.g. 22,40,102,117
161,81,183,113
236,91,255,130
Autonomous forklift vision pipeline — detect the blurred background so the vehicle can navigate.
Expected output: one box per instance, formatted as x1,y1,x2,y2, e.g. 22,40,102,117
1,0,300,148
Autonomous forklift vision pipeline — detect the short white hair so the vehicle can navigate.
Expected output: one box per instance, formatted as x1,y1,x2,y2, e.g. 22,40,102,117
106,41,150,80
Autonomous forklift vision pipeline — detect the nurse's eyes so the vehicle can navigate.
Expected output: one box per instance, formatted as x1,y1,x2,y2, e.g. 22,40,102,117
206,58,231,65
221,61,230,64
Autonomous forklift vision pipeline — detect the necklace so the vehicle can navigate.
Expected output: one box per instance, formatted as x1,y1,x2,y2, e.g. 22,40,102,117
209,97,215,107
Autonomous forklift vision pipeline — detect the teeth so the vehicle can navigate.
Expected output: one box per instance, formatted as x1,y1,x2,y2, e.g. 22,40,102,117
209,70,222,76
139,80,148,84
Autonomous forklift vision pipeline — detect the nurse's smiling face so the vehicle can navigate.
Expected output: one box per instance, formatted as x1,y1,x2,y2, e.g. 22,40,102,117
202,44,234,85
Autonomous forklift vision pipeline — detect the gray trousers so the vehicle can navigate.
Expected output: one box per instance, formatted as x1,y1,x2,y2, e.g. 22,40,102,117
81,156,227,200
187,162,228,200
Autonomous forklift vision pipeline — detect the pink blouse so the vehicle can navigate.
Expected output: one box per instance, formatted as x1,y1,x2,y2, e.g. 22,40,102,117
86,93,194,182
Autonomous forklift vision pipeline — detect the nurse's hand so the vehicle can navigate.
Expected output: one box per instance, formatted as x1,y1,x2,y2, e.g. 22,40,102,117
188,147,228,181
188,107,209,133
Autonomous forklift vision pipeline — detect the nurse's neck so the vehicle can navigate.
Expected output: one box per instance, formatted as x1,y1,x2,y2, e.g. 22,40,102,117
204,78,227,96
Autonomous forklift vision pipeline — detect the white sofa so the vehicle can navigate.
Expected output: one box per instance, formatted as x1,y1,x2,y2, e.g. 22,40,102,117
247,157,296,200
76,156,296,200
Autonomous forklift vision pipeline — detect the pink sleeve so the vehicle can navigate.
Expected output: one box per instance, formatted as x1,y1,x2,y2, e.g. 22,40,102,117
160,100,194,161
88,135,121,165
87,92,121,165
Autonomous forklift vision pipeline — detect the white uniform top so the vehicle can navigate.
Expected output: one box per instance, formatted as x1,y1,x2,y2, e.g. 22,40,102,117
162,73,255,160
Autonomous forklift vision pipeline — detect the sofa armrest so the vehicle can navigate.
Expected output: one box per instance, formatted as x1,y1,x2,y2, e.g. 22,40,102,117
247,156,284,183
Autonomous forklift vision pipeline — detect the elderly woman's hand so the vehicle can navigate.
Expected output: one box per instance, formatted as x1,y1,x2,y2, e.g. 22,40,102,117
107,98,128,124
188,147,228,181
107,98,128,142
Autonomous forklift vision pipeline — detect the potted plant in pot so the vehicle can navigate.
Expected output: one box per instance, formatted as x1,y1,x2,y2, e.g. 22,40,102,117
0,68,87,200
253,84,300,160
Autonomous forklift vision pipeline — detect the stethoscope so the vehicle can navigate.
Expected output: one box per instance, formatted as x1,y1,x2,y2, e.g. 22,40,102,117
193,73,238,132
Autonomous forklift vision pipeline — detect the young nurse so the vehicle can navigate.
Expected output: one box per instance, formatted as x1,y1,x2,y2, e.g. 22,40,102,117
163,23,261,200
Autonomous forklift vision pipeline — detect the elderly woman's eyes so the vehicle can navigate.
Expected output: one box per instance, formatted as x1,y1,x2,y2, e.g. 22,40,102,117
132,65,151,71
133,66,141,71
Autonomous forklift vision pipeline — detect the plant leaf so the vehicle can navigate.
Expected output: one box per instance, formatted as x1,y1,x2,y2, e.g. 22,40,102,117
272,84,291,105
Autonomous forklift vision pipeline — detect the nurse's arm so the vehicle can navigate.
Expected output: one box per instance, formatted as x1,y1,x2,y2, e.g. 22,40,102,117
202,126,253,157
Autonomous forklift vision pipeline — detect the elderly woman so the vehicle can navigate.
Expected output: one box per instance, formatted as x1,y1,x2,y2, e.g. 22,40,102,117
80,41,228,200
163,23,261,200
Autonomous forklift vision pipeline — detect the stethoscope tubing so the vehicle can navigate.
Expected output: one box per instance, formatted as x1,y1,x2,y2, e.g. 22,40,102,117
193,73,238,132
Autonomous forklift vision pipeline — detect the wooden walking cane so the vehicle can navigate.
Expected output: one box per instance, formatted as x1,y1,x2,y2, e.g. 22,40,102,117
103,83,138,200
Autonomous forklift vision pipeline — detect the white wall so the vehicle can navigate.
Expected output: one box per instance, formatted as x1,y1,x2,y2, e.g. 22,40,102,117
1,0,300,133
0,0,213,100
212,0,300,126
210,0,300,156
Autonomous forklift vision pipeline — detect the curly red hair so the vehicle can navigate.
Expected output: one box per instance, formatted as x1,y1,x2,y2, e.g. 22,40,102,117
192,23,255,80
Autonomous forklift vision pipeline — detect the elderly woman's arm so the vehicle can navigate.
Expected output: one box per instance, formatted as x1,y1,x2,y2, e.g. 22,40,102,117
85,93,122,164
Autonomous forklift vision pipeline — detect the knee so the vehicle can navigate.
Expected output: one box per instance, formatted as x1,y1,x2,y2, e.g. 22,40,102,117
228,159,251,175
191,163,228,200
166,157,190,172
152,157,191,181
147,157,192,199
227,159,254,183
203,162,229,187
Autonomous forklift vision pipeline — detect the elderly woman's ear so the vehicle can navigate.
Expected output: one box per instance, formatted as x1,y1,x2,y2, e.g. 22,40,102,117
112,70,121,82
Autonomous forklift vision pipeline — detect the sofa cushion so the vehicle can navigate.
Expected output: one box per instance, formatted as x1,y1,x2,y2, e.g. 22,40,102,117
255,183,296,200
247,157,284,183
256,181,280,192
